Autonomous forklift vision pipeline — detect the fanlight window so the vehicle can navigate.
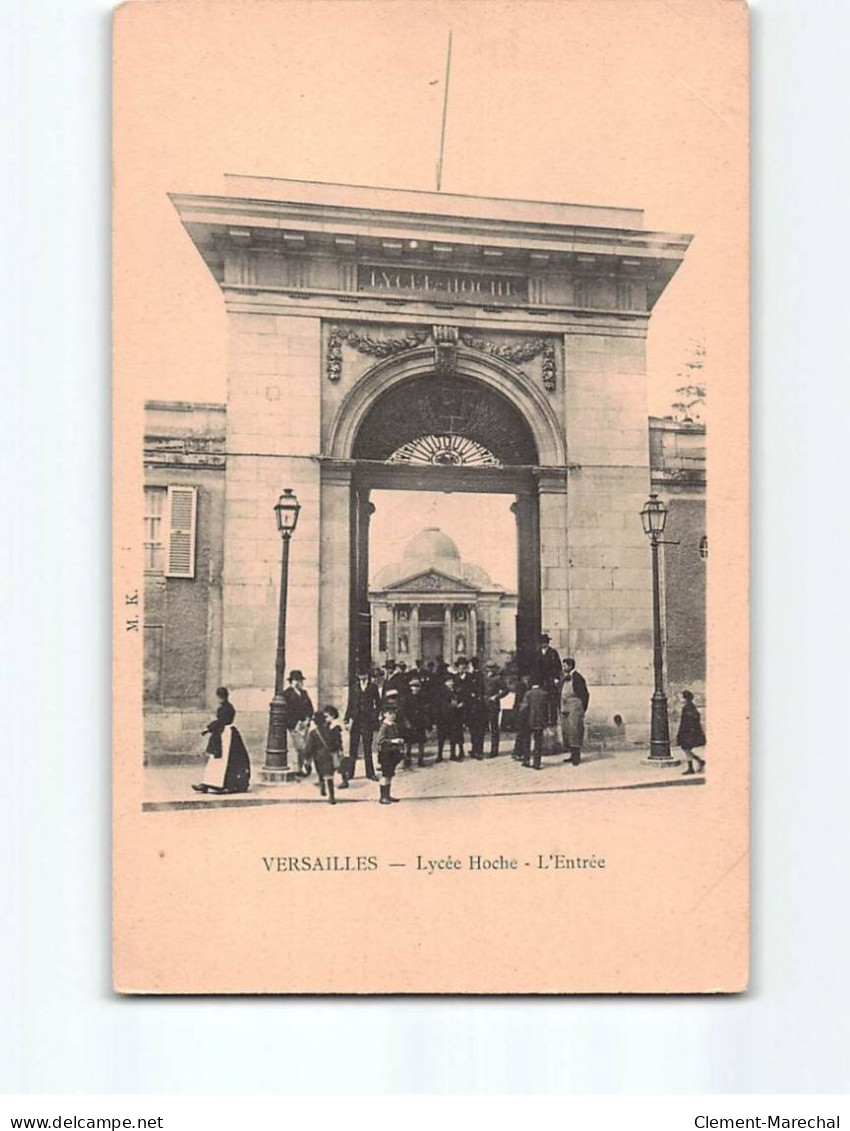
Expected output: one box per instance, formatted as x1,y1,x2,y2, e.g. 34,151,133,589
388,433,502,468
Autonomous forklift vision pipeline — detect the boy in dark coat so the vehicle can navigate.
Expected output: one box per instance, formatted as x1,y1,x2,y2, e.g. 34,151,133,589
433,676,460,762
402,676,431,768
305,708,342,804
519,680,551,770
677,690,706,774
376,703,404,804
437,675,465,761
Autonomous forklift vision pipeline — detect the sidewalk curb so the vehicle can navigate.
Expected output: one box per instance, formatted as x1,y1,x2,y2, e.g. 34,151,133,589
142,773,705,813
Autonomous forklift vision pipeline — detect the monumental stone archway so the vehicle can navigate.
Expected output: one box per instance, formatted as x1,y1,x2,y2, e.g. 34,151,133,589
173,177,691,743
333,361,547,678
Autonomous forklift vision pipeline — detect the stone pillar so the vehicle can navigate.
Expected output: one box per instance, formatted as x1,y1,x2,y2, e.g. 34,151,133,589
469,606,478,661
388,605,396,660
319,461,352,709
443,605,453,661
221,311,322,753
537,468,570,659
354,492,375,675
410,604,420,662
513,488,541,672
562,327,654,739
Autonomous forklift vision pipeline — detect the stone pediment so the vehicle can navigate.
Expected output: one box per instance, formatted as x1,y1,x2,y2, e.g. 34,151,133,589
382,569,479,594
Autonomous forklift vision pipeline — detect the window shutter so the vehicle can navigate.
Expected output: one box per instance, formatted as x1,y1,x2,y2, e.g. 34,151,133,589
164,486,197,578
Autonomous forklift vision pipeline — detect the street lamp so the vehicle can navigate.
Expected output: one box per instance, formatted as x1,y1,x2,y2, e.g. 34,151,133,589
640,493,680,765
264,489,301,782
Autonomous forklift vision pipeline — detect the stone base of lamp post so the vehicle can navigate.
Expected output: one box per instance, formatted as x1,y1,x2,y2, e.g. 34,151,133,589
262,695,302,783
261,764,302,784
642,691,682,767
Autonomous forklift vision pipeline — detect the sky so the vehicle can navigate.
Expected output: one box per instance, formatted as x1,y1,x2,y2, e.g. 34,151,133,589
115,0,746,416
369,490,518,590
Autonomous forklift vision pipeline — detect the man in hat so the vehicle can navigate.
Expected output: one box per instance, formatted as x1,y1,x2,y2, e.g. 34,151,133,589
434,672,464,762
372,665,386,702
454,655,488,759
281,670,314,776
483,661,510,757
382,658,407,705
344,668,381,781
530,633,562,725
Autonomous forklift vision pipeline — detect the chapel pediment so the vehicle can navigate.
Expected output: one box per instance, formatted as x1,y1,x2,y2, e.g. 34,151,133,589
382,569,479,594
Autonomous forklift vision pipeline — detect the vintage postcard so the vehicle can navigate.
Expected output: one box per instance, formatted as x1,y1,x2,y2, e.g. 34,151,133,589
113,0,749,994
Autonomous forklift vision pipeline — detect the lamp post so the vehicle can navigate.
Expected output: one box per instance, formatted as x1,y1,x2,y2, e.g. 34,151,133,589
263,488,301,782
640,493,680,765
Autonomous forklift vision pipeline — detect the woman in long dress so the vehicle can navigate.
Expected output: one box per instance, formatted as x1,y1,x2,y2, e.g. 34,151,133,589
677,689,706,775
193,687,251,794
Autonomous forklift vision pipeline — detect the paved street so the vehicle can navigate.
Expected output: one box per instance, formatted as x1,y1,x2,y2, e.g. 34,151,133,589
143,741,706,811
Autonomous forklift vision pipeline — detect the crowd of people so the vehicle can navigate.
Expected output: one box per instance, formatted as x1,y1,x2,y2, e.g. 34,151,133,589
191,634,705,803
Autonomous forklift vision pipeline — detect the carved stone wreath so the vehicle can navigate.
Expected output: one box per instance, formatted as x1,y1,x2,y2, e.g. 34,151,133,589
459,333,558,391
326,323,557,390
326,326,430,381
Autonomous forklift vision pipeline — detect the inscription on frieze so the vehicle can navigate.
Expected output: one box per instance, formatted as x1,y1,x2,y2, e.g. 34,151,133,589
358,265,528,304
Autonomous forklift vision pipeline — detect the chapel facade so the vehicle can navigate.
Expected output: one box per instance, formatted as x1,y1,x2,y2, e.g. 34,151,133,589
369,528,518,668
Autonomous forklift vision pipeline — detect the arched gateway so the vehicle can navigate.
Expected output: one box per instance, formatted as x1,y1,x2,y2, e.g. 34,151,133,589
327,356,552,681
172,177,691,745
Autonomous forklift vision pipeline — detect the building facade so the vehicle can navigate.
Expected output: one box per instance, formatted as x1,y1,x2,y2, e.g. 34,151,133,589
143,178,701,760
369,528,517,667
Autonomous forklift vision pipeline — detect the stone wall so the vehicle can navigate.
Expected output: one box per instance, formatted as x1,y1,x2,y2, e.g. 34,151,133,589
216,312,324,755
663,495,707,696
562,330,655,743
143,405,225,762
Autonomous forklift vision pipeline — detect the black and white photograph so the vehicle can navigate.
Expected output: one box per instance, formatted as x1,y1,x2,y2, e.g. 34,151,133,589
140,178,709,812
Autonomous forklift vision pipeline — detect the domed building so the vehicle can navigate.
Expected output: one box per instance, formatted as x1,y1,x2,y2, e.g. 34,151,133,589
370,528,518,666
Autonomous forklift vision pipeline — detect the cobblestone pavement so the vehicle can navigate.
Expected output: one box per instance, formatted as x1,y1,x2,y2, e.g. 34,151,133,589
143,741,706,811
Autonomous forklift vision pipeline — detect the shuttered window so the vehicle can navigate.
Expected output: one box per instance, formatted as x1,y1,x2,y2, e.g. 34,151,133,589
164,485,198,578
143,487,166,573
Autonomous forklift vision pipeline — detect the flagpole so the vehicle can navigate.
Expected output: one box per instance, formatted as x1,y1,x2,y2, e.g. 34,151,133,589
436,30,453,191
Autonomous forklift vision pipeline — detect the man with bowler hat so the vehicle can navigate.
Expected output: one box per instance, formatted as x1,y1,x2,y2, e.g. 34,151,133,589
530,633,562,725
454,656,488,759
282,669,313,775
483,661,510,757
382,658,407,704
344,668,381,781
